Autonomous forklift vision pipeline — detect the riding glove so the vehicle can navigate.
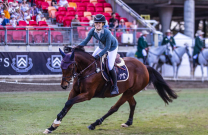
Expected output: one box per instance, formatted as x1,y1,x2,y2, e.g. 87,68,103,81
94,55,100,60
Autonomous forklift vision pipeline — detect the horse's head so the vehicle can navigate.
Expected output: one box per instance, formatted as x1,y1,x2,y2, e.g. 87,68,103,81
59,48,75,89
184,43,192,59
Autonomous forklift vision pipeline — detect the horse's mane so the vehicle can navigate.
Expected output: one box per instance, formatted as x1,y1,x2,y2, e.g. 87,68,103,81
73,46,93,58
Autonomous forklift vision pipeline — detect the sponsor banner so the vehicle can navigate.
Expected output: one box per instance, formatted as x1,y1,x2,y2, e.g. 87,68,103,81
0,52,126,75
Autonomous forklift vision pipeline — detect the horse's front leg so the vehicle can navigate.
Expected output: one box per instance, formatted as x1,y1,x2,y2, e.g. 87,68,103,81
173,63,177,80
43,92,92,134
176,65,180,80
201,64,204,82
207,66,208,80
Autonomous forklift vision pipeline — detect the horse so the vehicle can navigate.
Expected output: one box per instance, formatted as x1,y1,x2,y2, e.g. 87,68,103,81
156,45,191,80
148,45,167,68
190,48,208,82
126,45,167,68
43,46,178,134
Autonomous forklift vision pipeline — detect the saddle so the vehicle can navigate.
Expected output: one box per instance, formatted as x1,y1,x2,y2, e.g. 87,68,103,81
100,53,129,82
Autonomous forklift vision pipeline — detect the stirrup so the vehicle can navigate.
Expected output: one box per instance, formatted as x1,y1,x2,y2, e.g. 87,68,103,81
111,85,119,95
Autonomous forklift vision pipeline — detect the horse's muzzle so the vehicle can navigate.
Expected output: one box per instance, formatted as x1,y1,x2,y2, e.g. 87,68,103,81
61,85,68,89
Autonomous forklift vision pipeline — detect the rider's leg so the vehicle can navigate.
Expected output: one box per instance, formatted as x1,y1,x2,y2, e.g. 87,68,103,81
108,47,119,95
143,56,147,64
193,54,198,68
92,47,103,57
142,49,147,64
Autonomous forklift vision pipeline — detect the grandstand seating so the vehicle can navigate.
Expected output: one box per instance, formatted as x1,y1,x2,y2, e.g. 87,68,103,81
103,3,111,8
47,0,132,27
87,3,94,8
125,22,132,28
97,0,105,3
84,12,92,20
82,0,89,3
87,7,95,12
69,2,77,8
42,2,49,12
95,3,103,8
120,17,128,22
104,7,112,14
1,0,135,45
31,16,36,21
29,21,38,26
67,7,76,12
58,7,67,11
63,17,73,27
95,7,103,12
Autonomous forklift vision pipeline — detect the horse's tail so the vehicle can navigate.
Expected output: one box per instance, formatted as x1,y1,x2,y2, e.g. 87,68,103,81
146,65,178,104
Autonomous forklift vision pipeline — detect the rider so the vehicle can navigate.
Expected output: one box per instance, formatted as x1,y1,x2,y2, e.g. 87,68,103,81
193,30,204,68
161,29,176,65
135,30,149,64
78,14,119,95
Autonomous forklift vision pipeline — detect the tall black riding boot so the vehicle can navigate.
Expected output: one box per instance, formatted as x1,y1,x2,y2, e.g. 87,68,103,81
165,55,172,65
193,58,196,68
109,67,119,95
143,56,147,65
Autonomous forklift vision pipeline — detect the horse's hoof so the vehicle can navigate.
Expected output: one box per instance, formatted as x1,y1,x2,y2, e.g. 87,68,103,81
43,129,52,134
121,123,129,127
88,125,95,130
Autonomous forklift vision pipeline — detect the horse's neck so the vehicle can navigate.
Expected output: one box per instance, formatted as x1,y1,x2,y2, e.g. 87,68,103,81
201,49,208,60
74,51,94,72
157,45,166,55
174,47,186,58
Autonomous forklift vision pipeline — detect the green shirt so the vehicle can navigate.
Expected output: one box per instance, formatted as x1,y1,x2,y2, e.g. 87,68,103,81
193,36,204,56
161,36,176,49
135,36,148,58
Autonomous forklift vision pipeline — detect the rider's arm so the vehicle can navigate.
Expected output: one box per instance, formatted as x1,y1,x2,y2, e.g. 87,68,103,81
98,32,111,57
172,37,176,47
78,28,94,46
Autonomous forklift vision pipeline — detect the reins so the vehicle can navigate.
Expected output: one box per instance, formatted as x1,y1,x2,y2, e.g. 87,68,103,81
62,60,101,86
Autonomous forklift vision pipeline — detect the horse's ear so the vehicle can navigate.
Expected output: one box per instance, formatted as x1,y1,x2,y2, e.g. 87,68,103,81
70,51,74,61
59,48,66,58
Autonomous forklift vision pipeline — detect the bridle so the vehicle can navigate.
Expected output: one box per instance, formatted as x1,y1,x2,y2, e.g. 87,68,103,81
62,60,101,86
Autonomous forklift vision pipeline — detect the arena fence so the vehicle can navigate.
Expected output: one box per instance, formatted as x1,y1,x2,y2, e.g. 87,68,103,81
0,24,154,46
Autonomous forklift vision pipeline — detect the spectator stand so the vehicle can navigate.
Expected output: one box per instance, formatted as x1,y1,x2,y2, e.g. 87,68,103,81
0,26,71,45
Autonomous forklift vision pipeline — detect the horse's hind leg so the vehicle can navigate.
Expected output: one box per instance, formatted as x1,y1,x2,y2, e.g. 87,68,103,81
88,93,131,130
121,97,137,127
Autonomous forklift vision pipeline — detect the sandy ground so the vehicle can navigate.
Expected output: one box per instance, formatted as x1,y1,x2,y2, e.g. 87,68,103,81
0,80,207,92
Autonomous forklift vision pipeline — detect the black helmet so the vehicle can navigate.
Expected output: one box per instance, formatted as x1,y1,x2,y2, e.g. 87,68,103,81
94,14,106,23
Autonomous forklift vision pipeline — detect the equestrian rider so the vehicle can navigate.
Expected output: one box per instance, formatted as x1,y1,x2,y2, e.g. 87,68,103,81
135,30,149,64
78,14,119,95
161,29,176,65
193,30,205,68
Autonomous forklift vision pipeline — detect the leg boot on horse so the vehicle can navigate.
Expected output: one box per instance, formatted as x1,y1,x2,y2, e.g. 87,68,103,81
109,66,119,95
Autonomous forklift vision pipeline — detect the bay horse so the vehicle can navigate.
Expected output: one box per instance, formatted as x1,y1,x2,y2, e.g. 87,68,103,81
43,46,177,134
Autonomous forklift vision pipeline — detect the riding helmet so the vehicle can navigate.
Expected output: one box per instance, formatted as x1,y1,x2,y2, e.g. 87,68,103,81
94,14,106,23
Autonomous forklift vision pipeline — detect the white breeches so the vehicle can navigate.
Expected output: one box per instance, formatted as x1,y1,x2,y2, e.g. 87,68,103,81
142,49,147,56
193,54,198,59
92,46,118,70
